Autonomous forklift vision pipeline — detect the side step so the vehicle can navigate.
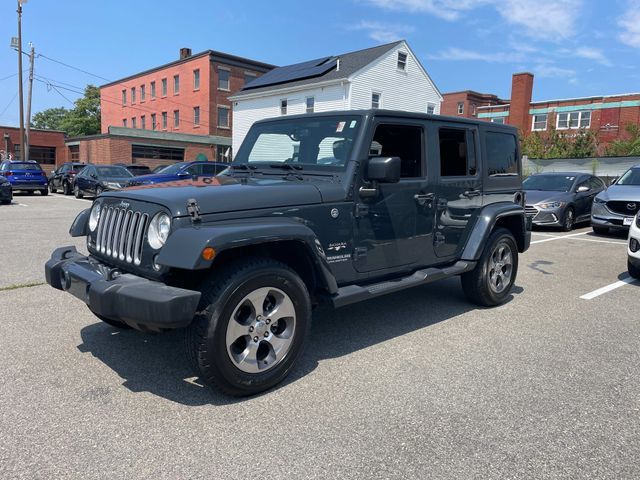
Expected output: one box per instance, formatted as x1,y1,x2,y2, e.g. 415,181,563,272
331,261,476,308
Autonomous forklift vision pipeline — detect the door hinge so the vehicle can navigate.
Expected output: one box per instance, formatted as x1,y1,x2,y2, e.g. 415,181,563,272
353,247,368,260
355,203,369,218
187,198,201,223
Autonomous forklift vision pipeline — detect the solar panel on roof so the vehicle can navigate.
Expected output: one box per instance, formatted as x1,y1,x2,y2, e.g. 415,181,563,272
242,57,338,90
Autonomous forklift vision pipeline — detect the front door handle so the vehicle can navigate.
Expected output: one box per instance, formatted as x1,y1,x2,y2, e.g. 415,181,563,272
414,193,434,206
463,189,482,198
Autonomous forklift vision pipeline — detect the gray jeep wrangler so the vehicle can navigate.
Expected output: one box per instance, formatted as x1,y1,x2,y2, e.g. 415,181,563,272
45,110,531,396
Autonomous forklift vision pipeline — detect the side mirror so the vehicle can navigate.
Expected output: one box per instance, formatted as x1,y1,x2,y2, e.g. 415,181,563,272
365,156,401,183
577,186,590,193
178,171,190,177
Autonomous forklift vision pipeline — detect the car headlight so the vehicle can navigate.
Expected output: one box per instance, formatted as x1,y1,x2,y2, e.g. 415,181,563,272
104,182,122,189
147,212,171,249
537,201,565,209
89,201,102,232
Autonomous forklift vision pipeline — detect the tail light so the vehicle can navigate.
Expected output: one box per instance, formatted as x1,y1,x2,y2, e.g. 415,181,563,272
3,172,13,177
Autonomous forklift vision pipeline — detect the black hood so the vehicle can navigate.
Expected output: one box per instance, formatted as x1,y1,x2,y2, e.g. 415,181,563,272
101,175,327,216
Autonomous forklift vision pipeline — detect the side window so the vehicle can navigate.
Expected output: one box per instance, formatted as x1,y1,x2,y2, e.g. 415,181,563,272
200,164,218,175
485,132,518,177
370,124,424,178
576,178,589,191
589,177,603,190
439,128,474,177
184,165,200,176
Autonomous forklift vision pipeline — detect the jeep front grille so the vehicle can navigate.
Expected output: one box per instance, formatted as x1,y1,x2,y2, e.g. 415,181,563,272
95,207,149,265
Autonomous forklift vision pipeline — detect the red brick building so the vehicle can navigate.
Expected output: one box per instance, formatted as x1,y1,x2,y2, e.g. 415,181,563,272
442,73,640,146
0,125,67,173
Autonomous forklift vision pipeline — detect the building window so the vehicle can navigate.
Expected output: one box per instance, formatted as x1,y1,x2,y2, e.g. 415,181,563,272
280,99,287,115
131,87,136,104
457,102,464,115
427,103,436,115
140,84,146,102
557,111,590,130
161,78,167,96
150,81,156,99
161,111,167,129
194,106,200,126
306,97,315,114
141,115,146,130
173,110,180,128
132,144,184,161
69,145,80,160
217,145,231,162
372,92,381,109
151,113,156,130
532,114,548,131
244,72,257,86
122,118,127,127
491,117,505,124
121,89,126,105
131,117,137,129
397,52,407,71
217,106,229,128
193,69,200,90
29,146,56,165
218,68,230,90
173,75,180,94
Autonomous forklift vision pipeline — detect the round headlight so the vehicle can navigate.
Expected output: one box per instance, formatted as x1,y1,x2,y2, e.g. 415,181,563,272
148,212,171,250
89,202,102,232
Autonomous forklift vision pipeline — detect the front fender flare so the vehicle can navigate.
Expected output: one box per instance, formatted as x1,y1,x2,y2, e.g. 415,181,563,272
70,208,90,237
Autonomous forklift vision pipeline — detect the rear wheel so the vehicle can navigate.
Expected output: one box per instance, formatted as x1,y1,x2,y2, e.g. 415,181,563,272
63,181,72,195
74,185,83,199
592,225,609,235
629,259,640,280
49,182,56,194
461,228,518,307
186,257,312,396
562,207,574,232
40,188,48,196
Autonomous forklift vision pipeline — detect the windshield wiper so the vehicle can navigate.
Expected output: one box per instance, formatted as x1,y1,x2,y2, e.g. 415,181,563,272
269,163,303,171
230,164,257,171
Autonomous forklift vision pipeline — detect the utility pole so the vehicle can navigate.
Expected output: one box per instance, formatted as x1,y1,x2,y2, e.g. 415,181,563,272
25,43,35,161
17,0,26,160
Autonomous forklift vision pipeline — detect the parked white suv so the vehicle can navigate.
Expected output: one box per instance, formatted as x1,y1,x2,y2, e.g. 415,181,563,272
628,212,640,279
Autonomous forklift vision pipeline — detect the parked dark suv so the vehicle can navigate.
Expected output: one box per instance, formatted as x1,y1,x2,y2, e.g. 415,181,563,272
46,110,530,396
49,162,86,195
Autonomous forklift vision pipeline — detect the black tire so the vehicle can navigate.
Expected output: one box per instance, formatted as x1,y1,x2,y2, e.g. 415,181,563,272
1,199,10,205
186,257,312,396
562,207,574,232
63,181,71,195
40,188,48,196
74,185,83,199
49,183,56,194
90,310,132,329
592,225,609,235
629,259,640,280
26,191,34,195
461,228,519,307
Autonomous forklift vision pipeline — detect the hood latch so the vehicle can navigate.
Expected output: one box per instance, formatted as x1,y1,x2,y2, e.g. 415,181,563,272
187,198,201,223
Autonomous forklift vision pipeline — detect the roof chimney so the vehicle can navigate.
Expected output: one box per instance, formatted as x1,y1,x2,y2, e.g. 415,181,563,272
179,48,192,60
508,72,534,133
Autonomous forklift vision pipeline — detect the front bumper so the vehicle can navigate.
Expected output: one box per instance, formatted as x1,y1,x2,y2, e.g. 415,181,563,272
526,205,562,226
45,246,201,331
591,202,634,230
628,220,640,260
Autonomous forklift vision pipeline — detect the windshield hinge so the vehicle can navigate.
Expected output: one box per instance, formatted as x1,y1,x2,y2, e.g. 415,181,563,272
187,198,201,223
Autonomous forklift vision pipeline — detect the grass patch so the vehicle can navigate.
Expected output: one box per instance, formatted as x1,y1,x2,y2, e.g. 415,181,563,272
0,281,45,292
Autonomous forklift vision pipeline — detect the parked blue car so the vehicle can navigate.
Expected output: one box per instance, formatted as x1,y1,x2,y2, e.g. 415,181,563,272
0,160,48,195
126,161,229,187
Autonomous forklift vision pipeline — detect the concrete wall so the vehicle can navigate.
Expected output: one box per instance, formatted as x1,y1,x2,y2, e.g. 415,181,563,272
525,156,640,179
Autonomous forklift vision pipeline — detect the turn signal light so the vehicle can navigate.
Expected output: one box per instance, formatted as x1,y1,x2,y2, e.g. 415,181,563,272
202,247,216,261
630,238,639,253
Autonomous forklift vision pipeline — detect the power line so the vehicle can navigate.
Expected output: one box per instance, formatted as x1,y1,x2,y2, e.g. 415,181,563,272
0,91,19,117
38,53,111,82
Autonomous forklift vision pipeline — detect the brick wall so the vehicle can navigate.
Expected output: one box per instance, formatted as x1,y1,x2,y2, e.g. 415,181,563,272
0,126,67,173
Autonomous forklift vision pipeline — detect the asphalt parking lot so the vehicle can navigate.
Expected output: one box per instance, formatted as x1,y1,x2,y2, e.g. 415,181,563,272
1,193,639,479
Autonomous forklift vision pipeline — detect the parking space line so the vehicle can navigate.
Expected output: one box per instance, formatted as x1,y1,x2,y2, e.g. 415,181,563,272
580,276,639,300
531,232,589,244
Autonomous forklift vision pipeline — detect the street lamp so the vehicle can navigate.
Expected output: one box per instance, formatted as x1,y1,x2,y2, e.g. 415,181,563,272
16,0,28,160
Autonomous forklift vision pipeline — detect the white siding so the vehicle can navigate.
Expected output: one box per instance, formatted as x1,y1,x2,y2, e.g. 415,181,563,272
349,43,442,114
232,83,349,151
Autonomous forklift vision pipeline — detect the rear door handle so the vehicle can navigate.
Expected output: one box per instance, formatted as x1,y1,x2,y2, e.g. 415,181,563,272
463,189,482,198
414,193,434,206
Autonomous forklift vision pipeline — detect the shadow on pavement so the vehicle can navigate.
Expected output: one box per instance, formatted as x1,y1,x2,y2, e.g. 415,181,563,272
77,277,522,405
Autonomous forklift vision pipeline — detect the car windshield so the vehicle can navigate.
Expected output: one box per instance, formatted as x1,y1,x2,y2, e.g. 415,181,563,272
9,162,42,171
71,164,86,172
155,163,186,175
616,168,640,186
95,166,133,177
234,115,362,170
523,175,576,192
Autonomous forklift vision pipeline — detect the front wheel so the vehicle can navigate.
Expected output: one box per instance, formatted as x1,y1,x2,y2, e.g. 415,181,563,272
461,228,519,307
186,258,312,396
74,185,83,199
629,259,640,280
40,188,48,196
562,207,574,232
63,181,71,195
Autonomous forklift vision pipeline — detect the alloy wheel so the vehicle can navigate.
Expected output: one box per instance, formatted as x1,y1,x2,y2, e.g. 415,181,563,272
488,241,513,294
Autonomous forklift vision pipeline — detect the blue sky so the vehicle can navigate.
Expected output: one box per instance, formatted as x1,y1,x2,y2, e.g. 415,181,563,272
1,0,639,127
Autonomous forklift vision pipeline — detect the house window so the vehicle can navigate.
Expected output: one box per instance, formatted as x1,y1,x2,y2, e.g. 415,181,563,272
131,87,136,104
151,113,156,130
131,117,136,129
161,78,167,96
141,115,146,130
306,97,315,113
457,102,464,115
218,68,230,90
150,81,156,99
557,111,590,129
427,103,436,115
121,89,126,105
122,118,127,127
372,92,381,109
217,144,231,162
194,106,200,126
69,145,80,160
173,110,180,128
161,111,167,129
217,106,229,128
491,117,505,124
173,75,180,94
244,72,257,86
397,51,408,71
140,84,146,102
193,69,200,90
280,99,287,115
532,114,548,131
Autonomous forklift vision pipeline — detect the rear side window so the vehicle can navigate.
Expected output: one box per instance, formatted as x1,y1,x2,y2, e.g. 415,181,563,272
370,124,424,178
439,128,475,177
589,177,604,190
485,132,518,176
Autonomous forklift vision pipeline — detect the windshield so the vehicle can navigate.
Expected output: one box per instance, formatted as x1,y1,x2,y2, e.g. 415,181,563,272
523,174,576,192
95,166,133,177
8,162,42,171
234,115,362,169
155,162,186,175
616,168,640,186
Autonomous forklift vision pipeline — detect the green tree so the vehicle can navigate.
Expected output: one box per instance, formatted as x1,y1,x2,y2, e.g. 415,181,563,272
606,123,640,156
59,85,101,137
521,126,598,159
31,107,69,130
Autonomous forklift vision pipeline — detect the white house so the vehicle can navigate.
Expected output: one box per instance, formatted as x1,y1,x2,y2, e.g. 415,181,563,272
229,40,443,152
